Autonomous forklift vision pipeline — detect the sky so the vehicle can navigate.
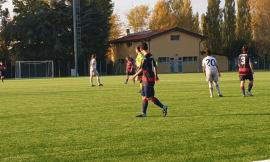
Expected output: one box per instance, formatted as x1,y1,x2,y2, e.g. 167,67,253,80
2,0,225,26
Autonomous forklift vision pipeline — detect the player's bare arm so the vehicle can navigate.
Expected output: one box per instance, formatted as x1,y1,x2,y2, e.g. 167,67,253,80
216,63,221,77
249,60,254,74
154,66,159,81
130,68,142,80
202,65,206,76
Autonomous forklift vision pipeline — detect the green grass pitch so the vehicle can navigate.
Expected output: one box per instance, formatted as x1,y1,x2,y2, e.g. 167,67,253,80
0,72,270,162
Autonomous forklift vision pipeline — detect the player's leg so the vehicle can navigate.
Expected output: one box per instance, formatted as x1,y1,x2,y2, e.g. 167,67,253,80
240,79,246,97
124,73,129,84
136,86,148,117
0,71,3,83
213,72,222,96
247,77,254,96
90,72,94,86
148,87,168,117
214,72,222,97
208,81,214,98
97,75,103,86
142,96,148,116
96,71,103,86
213,81,222,97
132,74,135,84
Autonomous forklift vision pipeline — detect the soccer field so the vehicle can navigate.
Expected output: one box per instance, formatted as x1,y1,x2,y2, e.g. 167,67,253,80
0,72,270,162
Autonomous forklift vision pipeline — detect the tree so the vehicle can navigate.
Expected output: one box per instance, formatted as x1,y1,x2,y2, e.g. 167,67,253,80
1,0,74,76
201,13,207,36
106,14,123,63
249,0,270,67
80,0,113,74
0,1,9,60
0,0,113,76
222,0,236,57
127,5,150,32
169,0,195,31
206,0,222,53
192,12,200,33
180,0,193,30
149,0,176,30
236,0,252,43
109,14,123,41
169,0,184,26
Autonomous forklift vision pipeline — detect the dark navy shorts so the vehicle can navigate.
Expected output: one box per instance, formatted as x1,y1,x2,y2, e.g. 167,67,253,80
239,75,253,81
141,85,155,98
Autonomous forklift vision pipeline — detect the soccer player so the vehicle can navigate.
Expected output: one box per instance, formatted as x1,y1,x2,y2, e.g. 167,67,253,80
124,56,135,84
202,49,223,98
238,45,254,97
130,42,168,117
135,46,144,91
0,61,6,83
89,54,103,87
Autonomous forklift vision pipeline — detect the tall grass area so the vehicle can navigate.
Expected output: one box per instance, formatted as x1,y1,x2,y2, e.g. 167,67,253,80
0,72,270,162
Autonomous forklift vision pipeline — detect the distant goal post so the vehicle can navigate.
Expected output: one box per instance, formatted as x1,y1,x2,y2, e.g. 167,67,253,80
15,60,54,79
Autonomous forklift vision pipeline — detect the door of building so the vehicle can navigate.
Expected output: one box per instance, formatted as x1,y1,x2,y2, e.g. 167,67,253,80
178,57,183,73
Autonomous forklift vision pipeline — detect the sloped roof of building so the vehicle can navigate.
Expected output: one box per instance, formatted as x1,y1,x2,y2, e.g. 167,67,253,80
111,27,206,44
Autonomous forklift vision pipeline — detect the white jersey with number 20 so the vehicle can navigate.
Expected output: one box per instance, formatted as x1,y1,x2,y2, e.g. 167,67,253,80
202,56,218,73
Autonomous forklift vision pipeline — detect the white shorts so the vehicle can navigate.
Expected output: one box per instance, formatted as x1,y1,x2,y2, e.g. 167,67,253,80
206,71,218,82
90,69,99,76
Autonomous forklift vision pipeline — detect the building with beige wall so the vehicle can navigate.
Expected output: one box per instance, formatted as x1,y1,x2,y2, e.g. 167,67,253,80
111,27,228,74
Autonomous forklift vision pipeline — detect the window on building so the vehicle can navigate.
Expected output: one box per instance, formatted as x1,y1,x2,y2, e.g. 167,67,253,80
183,57,189,62
183,56,198,63
158,57,169,63
170,35,180,41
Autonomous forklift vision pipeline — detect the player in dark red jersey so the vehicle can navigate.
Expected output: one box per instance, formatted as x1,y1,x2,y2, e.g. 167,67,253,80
130,42,168,117
124,56,135,84
0,61,6,83
238,45,254,96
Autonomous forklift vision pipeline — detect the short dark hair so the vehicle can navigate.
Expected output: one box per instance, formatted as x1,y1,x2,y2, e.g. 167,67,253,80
136,46,141,52
242,45,248,53
140,42,148,51
206,49,211,56
91,54,96,59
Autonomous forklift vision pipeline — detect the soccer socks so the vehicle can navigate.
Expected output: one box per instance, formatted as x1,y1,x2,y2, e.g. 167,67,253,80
142,98,148,115
208,82,214,97
214,82,222,95
241,85,245,96
90,76,94,85
151,97,164,109
248,83,253,92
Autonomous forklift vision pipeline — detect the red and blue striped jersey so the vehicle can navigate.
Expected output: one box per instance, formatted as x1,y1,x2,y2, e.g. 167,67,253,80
142,53,157,86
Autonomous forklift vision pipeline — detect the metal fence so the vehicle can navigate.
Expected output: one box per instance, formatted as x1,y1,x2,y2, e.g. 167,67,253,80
229,56,270,71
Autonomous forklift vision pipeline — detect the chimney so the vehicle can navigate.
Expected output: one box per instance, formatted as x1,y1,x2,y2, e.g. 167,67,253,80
126,29,130,35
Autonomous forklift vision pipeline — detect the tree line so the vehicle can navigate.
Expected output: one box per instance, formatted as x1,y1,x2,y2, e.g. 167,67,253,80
0,0,269,77
124,0,270,67
0,0,113,76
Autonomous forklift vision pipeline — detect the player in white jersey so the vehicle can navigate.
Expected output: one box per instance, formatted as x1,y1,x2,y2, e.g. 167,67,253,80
202,49,222,98
89,54,103,87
